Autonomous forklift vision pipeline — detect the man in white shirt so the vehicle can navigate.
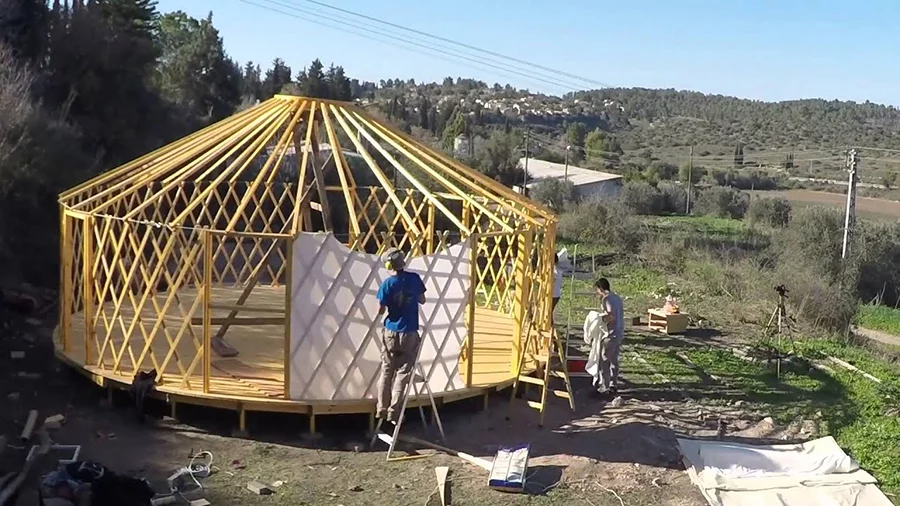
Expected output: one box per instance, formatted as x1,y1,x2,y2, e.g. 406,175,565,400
594,277,624,398
552,253,563,323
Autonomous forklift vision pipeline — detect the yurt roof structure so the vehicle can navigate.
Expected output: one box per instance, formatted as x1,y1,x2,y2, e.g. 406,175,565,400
54,95,558,431
59,95,555,240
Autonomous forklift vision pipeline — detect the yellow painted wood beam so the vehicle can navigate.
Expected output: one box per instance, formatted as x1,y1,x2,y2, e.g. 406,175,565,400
290,102,317,235
356,109,548,228
60,102,266,202
338,108,470,234
349,110,514,233
319,103,361,237
329,105,420,235
307,112,334,232
75,101,283,213
165,104,295,226
225,100,308,232
350,104,554,222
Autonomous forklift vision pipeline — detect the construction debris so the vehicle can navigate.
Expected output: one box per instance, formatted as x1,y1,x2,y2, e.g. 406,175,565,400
434,466,449,506
246,481,272,495
20,410,38,443
189,500,211,506
44,414,66,430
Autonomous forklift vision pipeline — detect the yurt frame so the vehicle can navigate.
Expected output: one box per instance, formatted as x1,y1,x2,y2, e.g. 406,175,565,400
54,95,557,432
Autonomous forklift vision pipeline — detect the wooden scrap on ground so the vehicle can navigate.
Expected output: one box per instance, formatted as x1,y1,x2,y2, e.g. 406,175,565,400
827,356,882,383
434,466,449,506
246,481,272,495
397,435,493,471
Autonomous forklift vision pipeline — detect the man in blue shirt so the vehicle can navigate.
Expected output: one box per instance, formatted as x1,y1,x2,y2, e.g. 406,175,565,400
376,248,427,423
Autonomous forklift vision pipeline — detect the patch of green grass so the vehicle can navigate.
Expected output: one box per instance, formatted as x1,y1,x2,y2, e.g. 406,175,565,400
644,215,748,242
857,304,900,336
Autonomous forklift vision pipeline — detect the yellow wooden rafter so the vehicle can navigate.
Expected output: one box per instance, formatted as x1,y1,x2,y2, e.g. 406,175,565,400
319,103,361,237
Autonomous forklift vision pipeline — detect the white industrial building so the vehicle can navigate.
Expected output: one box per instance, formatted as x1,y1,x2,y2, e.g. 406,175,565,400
517,157,623,199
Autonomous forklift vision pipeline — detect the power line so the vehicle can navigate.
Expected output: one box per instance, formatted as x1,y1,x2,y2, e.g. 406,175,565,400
282,0,614,90
242,0,598,93
238,1,900,181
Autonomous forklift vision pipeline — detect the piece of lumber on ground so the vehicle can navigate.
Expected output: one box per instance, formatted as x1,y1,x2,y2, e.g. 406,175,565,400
827,356,882,383
246,481,272,495
20,411,38,443
397,435,493,471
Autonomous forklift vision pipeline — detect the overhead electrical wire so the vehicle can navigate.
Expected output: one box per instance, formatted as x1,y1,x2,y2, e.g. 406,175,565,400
239,0,599,93
237,0,900,181
283,0,614,90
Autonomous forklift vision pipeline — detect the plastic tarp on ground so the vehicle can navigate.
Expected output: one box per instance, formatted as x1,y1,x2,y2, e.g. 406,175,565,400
677,436,892,506
289,233,471,401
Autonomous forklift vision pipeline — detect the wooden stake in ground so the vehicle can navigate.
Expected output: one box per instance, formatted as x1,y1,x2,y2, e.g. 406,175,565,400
435,466,449,506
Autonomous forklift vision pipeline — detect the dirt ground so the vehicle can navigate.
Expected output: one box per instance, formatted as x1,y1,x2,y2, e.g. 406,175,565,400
0,309,816,506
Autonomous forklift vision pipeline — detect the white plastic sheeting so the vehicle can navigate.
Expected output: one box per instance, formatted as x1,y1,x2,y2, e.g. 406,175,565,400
677,436,892,506
288,233,471,401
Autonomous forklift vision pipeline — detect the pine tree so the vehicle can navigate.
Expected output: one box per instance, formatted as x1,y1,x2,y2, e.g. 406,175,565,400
733,143,744,168
418,96,430,130
0,0,49,64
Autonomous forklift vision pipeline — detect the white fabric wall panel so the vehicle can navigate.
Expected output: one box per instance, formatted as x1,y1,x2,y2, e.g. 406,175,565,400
289,233,471,401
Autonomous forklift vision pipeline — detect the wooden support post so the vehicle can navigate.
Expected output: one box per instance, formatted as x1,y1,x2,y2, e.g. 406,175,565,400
465,234,478,387
368,412,375,433
60,209,70,352
82,216,94,366
239,406,247,433
307,123,334,232
462,201,470,239
203,230,213,394
283,237,293,399
426,199,436,254
309,414,316,435
511,229,533,374
170,401,178,420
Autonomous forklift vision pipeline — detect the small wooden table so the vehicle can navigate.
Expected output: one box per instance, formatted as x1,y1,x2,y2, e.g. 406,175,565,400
648,308,689,335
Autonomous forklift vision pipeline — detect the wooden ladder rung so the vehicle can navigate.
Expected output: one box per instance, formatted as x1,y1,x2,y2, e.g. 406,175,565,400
518,375,544,385
548,370,569,379
526,400,544,410
551,390,571,399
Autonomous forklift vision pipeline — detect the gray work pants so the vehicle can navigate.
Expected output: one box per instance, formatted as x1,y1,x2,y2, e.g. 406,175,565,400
597,337,622,391
377,329,421,420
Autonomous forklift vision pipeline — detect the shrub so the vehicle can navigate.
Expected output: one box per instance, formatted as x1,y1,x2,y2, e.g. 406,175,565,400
693,186,750,219
620,181,662,215
619,181,686,216
657,182,688,215
558,199,643,253
724,170,779,190
530,178,577,212
854,221,900,307
772,207,858,330
746,197,792,227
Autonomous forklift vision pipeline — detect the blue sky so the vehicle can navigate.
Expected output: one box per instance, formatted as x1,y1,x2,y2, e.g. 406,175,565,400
155,0,900,105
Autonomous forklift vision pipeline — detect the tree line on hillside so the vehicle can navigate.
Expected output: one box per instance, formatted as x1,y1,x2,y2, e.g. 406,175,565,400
2,0,898,286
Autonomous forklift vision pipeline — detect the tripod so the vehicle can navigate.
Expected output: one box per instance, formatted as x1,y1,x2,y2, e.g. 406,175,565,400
764,285,796,377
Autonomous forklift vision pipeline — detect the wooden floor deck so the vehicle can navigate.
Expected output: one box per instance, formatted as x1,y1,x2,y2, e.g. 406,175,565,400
55,285,522,415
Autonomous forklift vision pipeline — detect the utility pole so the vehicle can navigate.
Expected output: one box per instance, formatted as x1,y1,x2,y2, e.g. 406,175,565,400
841,148,860,260
523,130,530,196
564,145,570,183
686,145,694,215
